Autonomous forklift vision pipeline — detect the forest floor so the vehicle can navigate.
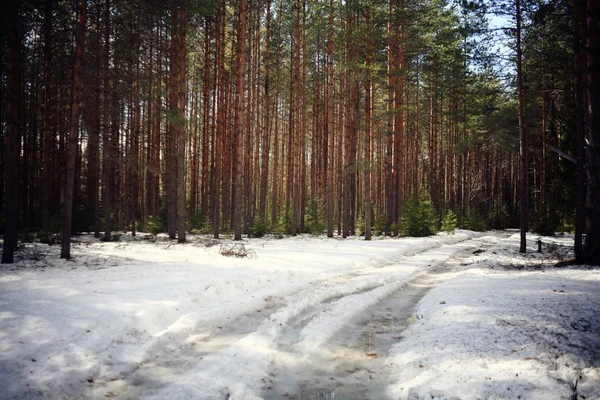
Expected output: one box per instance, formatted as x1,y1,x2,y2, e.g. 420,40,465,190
0,230,599,400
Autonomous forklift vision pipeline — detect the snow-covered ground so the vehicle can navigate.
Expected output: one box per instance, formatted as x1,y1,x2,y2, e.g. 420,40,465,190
0,231,598,400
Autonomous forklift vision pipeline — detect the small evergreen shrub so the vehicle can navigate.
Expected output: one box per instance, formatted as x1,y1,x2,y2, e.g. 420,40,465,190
306,199,326,235
355,214,366,236
192,221,213,235
277,205,293,234
147,212,167,235
441,210,458,234
463,211,487,232
248,218,270,238
373,212,386,236
402,192,438,237
488,206,510,230
390,222,402,236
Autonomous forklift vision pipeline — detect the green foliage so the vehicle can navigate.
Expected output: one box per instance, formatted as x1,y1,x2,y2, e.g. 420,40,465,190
189,221,213,235
277,205,293,235
441,210,458,234
488,206,510,230
462,211,487,232
147,210,167,236
531,206,561,236
373,212,386,236
355,214,365,236
37,231,60,245
188,210,203,231
390,222,402,237
402,192,439,237
19,232,35,243
248,218,270,238
306,199,326,236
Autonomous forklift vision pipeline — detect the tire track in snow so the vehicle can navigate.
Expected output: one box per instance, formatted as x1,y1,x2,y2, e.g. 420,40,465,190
263,232,513,399
119,232,494,399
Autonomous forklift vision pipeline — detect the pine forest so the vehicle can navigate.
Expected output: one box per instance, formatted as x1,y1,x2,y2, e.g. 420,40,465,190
1,0,599,264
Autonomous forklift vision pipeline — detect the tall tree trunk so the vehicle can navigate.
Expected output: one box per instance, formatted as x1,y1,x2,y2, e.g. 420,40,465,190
326,0,335,237
61,0,87,259
102,0,112,242
233,0,246,240
176,3,187,243
1,1,20,264
40,0,52,233
364,6,373,241
168,6,179,240
271,15,282,226
574,0,586,261
583,0,600,263
516,0,528,253
385,0,395,235
201,18,212,224
86,30,101,237
259,0,272,222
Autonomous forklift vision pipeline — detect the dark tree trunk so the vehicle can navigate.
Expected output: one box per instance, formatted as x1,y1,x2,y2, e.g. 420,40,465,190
2,1,21,264
168,5,179,240
102,0,112,242
575,0,586,261
259,0,272,222
364,6,373,241
176,3,187,243
326,0,334,237
40,0,52,233
583,0,600,264
61,0,87,259
233,0,246,241
516,0,528,253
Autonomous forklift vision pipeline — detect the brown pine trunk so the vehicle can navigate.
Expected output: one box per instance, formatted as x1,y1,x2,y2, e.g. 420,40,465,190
271,16,282,226
102,0,112,241
167,6,179,239
145,41,154,229
299,0,307,232
575,0,586,260
385,0,394,235
1,1,20,264
364,6,373,241
201,18,212,224
583,0,600,263
326,0,335,237
40,0,52,233
212,0,224,238
259,0,272,222
131,60,141,236
233,0,246,240
176,4,187,243
516,0,528,253
61,0,87,259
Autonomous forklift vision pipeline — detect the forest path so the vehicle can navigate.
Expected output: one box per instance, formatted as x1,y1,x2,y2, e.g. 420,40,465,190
110,232,512,399
261,231,511,399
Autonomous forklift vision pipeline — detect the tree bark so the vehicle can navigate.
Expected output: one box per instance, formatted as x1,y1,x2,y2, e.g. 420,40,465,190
176,3,187,243
516,0,528,253
102,0,112,242
1,1,20,264
259,0,272,222
61,0,87,259
583,0,600,263
233,0,246,240
326,0,335,237
40,0,52,233
364,6,373,241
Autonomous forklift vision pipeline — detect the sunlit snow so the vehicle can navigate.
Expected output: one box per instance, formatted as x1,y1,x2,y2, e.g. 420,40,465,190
0,231,598,399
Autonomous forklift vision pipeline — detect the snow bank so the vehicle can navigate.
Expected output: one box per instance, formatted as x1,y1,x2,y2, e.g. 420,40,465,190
385,233,600,400
0,231,474,399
